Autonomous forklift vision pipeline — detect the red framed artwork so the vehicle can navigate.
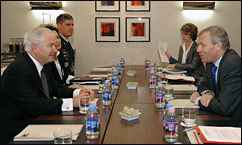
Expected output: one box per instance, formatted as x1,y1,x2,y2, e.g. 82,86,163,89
95,1,120,12
126,17,150,42
126,1,150,12
95,17,120,42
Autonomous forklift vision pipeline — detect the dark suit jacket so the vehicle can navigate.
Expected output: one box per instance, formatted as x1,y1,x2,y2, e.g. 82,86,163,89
0,52,74,144
59,36,75,79
169,41,205,79
44,53,65,85
197,49,241,124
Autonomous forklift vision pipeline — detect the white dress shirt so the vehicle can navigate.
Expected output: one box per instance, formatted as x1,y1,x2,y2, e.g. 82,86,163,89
181,41,193,64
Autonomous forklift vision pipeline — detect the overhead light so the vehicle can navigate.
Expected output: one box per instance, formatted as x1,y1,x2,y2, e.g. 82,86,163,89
29,2,62,10
183,1,215,10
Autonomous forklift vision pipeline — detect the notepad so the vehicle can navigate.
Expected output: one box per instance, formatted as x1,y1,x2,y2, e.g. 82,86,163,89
14,124,83,141
168,84,197,91
81,85,100,90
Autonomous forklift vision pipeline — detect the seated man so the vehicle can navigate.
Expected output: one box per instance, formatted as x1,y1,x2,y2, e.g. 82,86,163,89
190,26,241,124
0,27,94,144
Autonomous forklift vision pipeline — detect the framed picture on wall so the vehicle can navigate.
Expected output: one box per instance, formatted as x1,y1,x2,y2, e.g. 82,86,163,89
126,17,150,42
96,17,120,42
95,1,120,12
126,1,150,12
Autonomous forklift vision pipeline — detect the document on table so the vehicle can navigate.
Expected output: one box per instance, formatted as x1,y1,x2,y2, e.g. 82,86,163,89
166,74,195,82
158,42,169,63
81,85,100,90
92,67,112,72
81,74,108,78
168,99,199,108
168,84,197,91
162,68,187,74
196,126,241,144
14,124,83,141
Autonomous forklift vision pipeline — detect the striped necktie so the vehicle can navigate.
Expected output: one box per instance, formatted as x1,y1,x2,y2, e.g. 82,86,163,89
41,69,50,98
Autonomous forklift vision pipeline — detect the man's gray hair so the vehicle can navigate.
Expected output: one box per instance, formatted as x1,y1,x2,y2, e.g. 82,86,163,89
56,13,73,24
24,27,54,52
198,25,230,50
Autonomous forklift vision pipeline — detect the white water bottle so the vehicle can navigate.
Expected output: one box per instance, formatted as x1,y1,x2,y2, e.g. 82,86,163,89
155,83,165,108
120,57,125,70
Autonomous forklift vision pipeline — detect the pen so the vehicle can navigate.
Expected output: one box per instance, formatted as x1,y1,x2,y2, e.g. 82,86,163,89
193,131,203,144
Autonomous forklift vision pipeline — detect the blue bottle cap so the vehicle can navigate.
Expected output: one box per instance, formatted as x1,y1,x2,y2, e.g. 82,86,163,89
121,58,124,59
157,82,162,85
166,104,173,109
116,63,120,65
89,105,95,110
173,142,182,144
104,82,109,86
113,70,117,74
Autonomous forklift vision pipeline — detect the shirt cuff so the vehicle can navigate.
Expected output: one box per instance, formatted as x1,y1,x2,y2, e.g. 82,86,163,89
195,96,201,106
200,90,215,96
73,89,81,97
66,75,75,84
61,98,73,111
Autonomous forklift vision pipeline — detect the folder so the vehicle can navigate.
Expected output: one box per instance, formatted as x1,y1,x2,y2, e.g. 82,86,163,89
14,124,83,141
194,126,241,144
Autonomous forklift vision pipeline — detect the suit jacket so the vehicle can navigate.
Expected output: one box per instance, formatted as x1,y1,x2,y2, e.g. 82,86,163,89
44,53,65,85
169,41,205,79
0,52,74,144
59,36,75,79
198,49,241,124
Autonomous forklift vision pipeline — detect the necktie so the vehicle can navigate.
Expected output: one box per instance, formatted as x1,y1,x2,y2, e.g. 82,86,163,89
41,69,50,98
212,65,217,88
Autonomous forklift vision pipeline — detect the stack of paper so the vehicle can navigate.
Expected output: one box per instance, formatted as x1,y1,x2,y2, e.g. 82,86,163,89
168,99,199,108
14,124,83,141
169,84,197,91
166,74,195,82
92,67,112,72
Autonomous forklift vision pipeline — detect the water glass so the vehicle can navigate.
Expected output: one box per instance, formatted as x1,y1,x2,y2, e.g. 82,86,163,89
53,128,72,144
182,108,198,126
99,84,104,93
79,97,90,114
165,86,174,99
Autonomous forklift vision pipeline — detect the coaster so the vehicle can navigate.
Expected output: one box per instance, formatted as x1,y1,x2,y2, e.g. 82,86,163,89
180,122,196,127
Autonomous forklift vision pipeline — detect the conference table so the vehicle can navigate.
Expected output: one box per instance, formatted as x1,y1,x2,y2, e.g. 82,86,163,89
11,65,237,144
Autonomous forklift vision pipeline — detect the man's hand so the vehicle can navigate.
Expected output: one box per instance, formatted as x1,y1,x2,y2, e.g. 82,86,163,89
72,93,90,108
190,92,200,103
200,92,214,107
166,64,176,69
80,88,95,99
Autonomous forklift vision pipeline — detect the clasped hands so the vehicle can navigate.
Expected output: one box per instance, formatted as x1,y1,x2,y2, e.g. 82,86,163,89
73,87,95,108
190,92,214,107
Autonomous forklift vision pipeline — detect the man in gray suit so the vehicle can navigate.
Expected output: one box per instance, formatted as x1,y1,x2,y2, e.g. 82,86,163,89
190,26,241,124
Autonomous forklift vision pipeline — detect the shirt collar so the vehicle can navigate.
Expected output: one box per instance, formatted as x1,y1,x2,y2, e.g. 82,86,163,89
59,34,69,42
182,41,194,52
27,52,43,77
214,54,224,68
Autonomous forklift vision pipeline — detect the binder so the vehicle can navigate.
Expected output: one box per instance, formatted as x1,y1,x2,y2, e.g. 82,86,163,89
194,126,241,144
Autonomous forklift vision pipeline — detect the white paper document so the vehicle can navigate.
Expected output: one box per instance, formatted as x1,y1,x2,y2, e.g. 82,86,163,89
168,99,199,108
81,74,108,78
166,74,195,81
81,85,100,90
92,67,112,72
163,68,187,74
158,42,169,63
199,126,241,143
14,124,83,141
169,84,197,91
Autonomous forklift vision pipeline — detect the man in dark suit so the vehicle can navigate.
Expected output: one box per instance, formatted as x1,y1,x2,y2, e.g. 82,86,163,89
56,13,75,84
0,27,94,144
190,26,241,124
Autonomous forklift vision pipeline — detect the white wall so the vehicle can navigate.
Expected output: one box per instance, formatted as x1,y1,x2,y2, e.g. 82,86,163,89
1,1,241,75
